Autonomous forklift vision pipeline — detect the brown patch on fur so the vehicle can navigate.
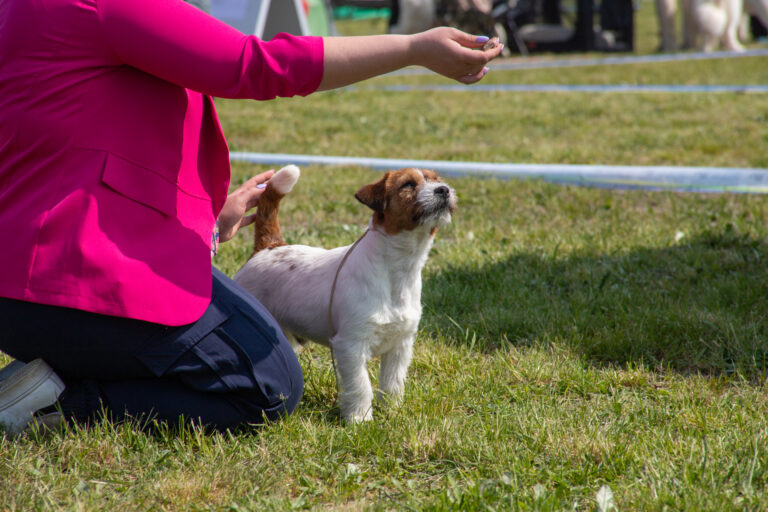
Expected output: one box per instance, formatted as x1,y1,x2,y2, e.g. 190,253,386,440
251,183,288,256
355,168,446,235
430,227,439,237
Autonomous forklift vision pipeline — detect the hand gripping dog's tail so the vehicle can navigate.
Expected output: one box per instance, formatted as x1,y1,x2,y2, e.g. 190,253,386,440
251,165,300,255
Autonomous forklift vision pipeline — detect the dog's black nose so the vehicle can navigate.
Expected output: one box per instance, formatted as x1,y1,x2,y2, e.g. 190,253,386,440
435,185,450,197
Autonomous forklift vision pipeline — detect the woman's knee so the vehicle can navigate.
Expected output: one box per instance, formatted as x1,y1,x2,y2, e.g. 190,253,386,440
240,347,304,424
209,268,305,422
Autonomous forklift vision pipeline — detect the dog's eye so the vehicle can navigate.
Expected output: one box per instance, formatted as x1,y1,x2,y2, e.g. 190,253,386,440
400,181,416,190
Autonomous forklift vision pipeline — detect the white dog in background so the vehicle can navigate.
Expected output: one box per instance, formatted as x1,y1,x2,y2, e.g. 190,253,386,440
389,0,435,34
657,0,768,52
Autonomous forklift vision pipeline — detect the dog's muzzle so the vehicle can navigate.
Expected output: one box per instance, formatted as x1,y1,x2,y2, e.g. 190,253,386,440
416,184,456,222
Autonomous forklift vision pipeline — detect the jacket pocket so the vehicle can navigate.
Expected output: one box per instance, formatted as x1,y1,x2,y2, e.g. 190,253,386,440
101,152,178,217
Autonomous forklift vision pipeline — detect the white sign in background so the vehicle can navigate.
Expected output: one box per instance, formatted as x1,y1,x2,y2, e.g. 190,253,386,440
210,0,309,38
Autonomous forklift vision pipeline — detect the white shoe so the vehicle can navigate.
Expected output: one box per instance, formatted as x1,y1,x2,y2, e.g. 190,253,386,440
0,359,65,435
0,360,25,384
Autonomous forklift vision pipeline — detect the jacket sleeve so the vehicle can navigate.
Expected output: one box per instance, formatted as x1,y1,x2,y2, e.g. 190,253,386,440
96,0,324,100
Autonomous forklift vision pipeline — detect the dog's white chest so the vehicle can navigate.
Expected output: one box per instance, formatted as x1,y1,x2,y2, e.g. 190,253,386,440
364,304,422,356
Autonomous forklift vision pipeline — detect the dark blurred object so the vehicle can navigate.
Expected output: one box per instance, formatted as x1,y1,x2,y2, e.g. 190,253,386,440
493,0,634,53
390,0,400,26
751,14,768,39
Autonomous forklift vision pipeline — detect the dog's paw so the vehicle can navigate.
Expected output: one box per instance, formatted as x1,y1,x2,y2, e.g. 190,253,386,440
375,388,402,407
344,409,373,423
341,403,373,423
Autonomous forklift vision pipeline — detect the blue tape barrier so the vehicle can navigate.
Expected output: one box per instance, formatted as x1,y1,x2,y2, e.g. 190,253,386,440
230,152,768,194
372,84,768,93
390,48,768,76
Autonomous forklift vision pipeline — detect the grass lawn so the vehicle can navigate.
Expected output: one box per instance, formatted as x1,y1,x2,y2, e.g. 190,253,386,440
3,2,768,510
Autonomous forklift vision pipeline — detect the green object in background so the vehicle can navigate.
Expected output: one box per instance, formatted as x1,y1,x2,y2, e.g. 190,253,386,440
332,6,390,19
306,0,331,36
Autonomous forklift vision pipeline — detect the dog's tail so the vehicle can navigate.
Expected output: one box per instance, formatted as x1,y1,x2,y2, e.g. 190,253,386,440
251,164,300,255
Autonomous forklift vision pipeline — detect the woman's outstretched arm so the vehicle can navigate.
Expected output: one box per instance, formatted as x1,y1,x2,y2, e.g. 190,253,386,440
318,27,502,91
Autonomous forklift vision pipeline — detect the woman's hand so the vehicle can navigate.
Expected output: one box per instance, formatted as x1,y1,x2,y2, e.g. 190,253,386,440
217,170,274,243
410,27,503,84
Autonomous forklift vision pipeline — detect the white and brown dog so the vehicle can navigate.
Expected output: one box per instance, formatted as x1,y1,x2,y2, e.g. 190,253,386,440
234,165,456,422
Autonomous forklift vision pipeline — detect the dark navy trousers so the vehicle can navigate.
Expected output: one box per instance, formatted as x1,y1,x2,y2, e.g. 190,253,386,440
0,268,303,431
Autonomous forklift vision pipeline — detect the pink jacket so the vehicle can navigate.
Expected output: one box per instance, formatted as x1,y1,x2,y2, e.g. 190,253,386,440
0,0,324,325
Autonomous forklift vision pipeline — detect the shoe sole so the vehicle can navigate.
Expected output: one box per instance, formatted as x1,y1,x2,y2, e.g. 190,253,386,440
0,359,65,435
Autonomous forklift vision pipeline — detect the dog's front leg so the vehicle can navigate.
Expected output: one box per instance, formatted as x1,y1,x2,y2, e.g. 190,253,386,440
333,338,374,422
378,339,414,403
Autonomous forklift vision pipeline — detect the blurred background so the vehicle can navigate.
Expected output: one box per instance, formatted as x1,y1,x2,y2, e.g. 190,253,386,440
316,0,767,55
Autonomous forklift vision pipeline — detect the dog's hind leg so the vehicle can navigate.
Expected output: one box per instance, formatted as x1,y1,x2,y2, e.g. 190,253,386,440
251,165,300,255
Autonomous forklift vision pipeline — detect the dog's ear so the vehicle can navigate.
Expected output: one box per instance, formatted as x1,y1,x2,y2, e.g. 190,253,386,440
355,172,389,213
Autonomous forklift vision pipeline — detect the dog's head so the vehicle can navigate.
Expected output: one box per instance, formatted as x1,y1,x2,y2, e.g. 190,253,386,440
354,168,457,235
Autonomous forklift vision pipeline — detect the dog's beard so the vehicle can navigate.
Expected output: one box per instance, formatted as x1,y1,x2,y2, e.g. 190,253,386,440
413,185,456,226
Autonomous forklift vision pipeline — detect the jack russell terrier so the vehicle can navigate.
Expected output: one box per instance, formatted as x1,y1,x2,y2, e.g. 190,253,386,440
234,165,457,422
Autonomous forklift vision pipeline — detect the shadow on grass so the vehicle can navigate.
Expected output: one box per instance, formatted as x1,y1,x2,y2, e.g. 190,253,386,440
422,227,768,379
